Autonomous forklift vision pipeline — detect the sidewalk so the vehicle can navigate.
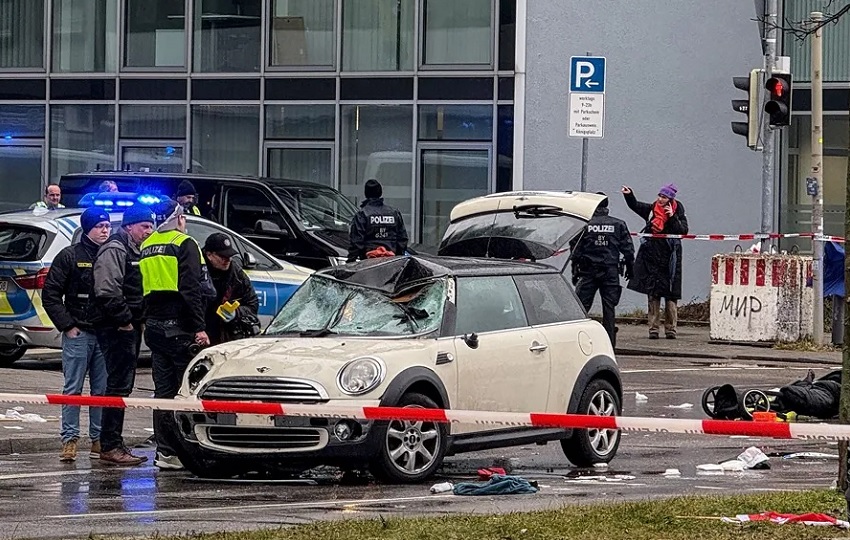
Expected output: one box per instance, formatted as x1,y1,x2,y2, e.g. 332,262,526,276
614,323,842,365
0,367,153,456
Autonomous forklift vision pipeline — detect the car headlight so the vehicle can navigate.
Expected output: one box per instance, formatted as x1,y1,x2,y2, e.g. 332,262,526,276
337,357,385,396
187,356,214,392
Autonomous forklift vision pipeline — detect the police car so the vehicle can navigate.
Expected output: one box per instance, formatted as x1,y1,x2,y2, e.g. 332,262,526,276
0,194,311,365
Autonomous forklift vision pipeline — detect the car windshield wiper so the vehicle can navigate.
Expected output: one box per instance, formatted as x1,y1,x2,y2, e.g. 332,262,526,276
513,204,566,218
299,328,337,337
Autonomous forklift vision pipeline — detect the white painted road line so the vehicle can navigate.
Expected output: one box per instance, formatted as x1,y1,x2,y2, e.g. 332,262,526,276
622,367,790,374
0,469,92,481
46,494,457,519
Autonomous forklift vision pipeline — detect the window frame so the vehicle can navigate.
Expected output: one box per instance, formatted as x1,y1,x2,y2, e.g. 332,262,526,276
265,0,338,72
418,0,497,71
222,184,294,238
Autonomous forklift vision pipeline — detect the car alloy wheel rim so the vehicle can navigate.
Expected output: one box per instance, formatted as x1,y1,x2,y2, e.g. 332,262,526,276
586,389,619,457
385,405,440,475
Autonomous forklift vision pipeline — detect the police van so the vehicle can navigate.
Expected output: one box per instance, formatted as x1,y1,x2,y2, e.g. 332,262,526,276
0,194,311,365
59,172,358,270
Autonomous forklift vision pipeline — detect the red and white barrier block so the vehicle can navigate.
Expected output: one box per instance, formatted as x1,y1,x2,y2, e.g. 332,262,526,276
710,254,813,343
3,392,850,441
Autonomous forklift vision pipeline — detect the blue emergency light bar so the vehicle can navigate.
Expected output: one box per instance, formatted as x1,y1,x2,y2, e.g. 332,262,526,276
79,191,163,209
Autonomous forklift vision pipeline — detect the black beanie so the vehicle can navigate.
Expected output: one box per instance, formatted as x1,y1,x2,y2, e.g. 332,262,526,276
176,180,196,198
364,179,382,199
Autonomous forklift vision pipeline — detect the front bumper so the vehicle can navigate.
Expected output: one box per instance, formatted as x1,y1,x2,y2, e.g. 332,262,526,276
0,325,60,350
173,400,383,468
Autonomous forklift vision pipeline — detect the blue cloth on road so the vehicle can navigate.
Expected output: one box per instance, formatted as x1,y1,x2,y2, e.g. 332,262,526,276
824,242,844,297
452,474,539,496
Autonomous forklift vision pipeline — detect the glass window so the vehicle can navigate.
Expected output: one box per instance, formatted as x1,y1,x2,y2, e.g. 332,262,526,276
423,0,492,66
0,105,46,138
268,148,332,186
273,184,357,232
52,0,117,73
455,276,527,335
193,0,261,72
340,105,413,224
49,105,115,182
265,105,334,140
419,105,493,141
125,0,186,68
0,0,44,68
498,0,515,71
514,275,586,324
191,105,259,175
225,186,287,235
270,0,334,68
0,146,43,213
267,276,446,337
120,105,186,138
342,0,414,71
420,149,490,247
496,105,513,192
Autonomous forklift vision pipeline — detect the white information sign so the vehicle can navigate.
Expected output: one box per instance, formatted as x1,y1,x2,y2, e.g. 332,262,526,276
568,93,604,138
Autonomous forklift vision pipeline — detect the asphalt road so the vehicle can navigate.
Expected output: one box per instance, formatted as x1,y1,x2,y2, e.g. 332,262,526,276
0,355,843,539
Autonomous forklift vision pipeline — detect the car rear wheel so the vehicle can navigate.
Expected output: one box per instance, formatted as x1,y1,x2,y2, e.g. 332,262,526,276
0,346,25,367
369,392,447,484
561,378,621,467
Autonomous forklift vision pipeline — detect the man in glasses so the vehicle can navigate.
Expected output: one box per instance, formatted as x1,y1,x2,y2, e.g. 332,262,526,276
42,207,111,462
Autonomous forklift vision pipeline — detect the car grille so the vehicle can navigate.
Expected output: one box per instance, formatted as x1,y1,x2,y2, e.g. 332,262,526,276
205,426,324,450
199,377,328,403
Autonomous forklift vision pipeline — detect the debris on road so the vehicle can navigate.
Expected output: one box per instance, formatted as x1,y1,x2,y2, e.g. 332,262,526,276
0,408,50,423
635,392,648,403
780,452,839,460
452,474,538,495
665,403,694,409
737,446,770,469
662,468,681,477
430,481,454,494
721,511,850,528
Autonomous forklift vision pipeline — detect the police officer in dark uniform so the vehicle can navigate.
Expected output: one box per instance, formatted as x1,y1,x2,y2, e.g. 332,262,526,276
347,179,409,262
202,233,260,345
571,193,635,347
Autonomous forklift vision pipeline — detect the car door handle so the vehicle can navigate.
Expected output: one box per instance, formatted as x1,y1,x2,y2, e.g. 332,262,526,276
529,342,548,353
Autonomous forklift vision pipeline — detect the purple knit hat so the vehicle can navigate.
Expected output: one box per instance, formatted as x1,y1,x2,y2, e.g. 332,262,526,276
658,183,678,199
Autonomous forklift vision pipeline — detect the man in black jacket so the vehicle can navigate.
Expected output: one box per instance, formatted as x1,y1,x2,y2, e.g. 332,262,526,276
43,207,111,462
202,233,260,345
139,199,215,470
571,193,635,348
175,180,202,216
347,179,409,262
93,203,155,466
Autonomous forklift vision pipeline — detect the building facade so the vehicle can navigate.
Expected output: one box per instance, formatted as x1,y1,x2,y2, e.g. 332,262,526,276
0,0,516,248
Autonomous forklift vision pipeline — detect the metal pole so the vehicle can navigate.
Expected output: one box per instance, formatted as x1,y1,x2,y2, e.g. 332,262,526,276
580,138,589,191
761,0,778,239
812,11,824,344
580,50,591,192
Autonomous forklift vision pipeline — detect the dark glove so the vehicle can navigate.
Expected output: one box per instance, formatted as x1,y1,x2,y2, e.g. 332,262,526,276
572,273,579,286
624,264,634,281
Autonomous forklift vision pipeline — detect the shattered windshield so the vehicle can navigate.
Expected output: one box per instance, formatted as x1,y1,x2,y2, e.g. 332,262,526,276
266,276,447,337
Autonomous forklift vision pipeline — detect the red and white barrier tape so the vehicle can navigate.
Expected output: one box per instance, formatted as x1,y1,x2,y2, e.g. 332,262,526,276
3,392,849,442
630,232,846,243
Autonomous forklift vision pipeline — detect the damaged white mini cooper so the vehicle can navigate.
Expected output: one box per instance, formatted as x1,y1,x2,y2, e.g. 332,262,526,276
168,191,623,482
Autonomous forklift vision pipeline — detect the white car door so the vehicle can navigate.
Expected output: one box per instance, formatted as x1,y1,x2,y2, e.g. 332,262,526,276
513,274,591,414
453,276,551,434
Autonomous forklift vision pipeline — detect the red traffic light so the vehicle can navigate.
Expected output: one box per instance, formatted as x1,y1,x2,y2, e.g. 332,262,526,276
765,76,788,97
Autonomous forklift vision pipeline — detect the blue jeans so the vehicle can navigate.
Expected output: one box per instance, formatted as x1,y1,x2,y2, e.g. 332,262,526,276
61,330,107,443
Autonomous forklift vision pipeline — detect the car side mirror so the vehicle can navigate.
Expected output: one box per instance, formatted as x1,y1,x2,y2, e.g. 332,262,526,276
463,332,479,349
255,219,290,238
243,252,258,269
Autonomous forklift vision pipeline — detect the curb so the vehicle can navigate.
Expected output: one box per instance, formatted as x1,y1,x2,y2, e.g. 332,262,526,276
0,435,151,456
615,347,841,366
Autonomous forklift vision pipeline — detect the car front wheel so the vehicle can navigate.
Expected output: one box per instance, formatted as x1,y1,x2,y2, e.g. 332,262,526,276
0,346,25,367
561,378,621,467
369,392,448,483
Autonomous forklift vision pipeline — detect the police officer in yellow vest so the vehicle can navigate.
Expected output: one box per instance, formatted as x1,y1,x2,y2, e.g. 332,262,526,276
139,198,214,470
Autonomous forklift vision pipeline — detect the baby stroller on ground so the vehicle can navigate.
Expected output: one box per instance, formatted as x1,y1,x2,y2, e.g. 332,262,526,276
702,369,841,421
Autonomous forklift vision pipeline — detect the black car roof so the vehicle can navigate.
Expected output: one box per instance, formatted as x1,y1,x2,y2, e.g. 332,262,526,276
61,171,335,191
318,255,558,296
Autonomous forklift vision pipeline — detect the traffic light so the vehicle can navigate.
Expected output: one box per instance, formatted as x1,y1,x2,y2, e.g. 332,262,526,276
764,73,793,127
731,69,760,149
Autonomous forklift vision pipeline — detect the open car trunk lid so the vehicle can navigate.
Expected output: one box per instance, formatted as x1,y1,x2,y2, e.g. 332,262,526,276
437,191,605,272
